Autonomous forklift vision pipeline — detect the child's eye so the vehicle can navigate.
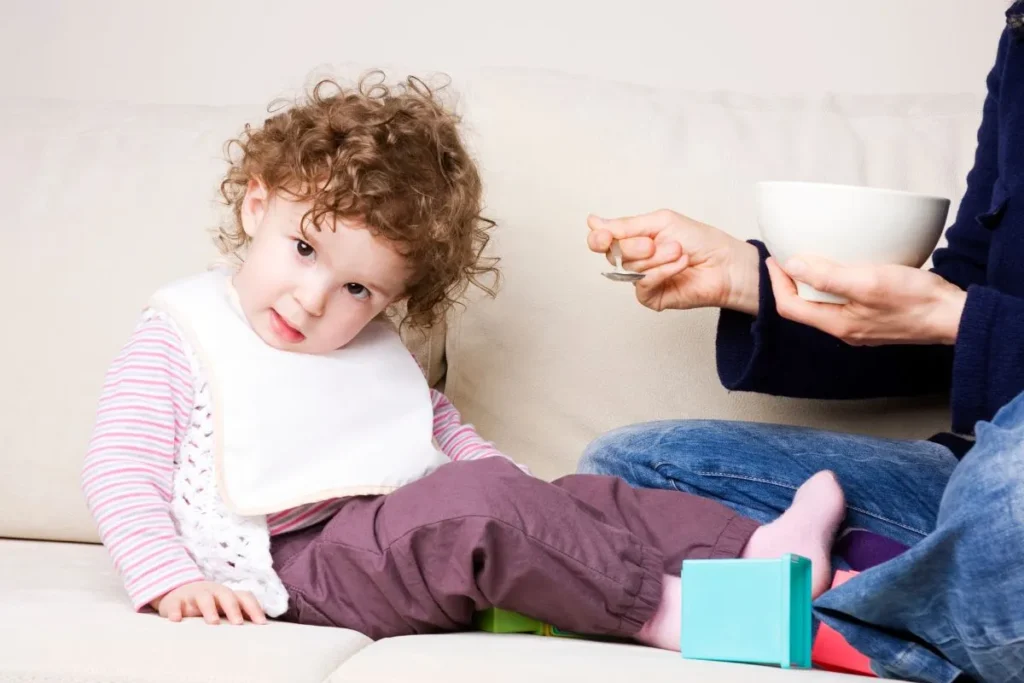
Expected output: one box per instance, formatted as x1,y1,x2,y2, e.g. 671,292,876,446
345,283,370,300
295,239,315,259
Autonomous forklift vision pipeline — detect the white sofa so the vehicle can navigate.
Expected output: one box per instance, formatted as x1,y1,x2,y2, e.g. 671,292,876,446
0,2,1007,681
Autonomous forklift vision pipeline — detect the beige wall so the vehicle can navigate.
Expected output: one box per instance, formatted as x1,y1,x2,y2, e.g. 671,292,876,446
0,0,1009,106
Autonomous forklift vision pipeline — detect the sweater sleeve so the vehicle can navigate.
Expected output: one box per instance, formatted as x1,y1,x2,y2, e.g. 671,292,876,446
81,312,205,610
715,29,1010,434
930,28,1007,292
949,279,1024,433
938,29,1024,433
430,389,529,473
716,242,954,400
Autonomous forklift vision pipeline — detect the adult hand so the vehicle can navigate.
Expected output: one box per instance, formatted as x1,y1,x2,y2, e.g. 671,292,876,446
768,255,967,346
587,210,761,314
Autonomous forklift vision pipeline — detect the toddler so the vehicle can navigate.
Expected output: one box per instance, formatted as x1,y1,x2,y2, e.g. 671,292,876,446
82,73,846,649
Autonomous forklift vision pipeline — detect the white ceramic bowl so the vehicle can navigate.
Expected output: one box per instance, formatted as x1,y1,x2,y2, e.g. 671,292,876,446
755,181,951,303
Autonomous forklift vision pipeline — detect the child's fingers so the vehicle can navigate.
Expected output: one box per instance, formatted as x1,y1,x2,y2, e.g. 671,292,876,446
215,588,245,625
162,597,184,622
195,591,221,625
236,591,268,624
182,601,203,618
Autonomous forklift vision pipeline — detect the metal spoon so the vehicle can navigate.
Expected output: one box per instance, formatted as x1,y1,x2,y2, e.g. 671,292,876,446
602,241,645,282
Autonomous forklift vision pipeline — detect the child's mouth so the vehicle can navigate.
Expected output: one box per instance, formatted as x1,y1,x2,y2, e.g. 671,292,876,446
269,309,306,343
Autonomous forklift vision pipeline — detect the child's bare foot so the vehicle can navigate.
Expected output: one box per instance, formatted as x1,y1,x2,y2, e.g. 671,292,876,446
741,471,846,598
634,574,682,650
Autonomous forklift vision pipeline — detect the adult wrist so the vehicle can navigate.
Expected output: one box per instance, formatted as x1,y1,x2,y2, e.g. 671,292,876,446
723,241,762,316
934,285,968,345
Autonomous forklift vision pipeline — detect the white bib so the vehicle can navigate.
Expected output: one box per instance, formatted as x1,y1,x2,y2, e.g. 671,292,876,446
149,269,448,515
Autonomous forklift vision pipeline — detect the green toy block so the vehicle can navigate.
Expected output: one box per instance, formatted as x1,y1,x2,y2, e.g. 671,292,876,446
473,608,586,639
474,607,546,634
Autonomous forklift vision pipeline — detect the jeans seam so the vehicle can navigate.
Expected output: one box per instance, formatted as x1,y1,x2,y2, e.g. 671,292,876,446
888,639,918,674
959,628,1024,651
686,468,932,538
888,635,968,683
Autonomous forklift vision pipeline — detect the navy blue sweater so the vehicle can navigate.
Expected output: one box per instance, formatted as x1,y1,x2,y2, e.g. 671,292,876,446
716,22,1024,455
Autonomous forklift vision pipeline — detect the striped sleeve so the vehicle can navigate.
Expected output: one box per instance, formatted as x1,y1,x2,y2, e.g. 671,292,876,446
430,389,528,472
81,311,205,610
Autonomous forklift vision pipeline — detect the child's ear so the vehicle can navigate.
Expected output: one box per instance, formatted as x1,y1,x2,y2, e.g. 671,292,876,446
240,178,269,238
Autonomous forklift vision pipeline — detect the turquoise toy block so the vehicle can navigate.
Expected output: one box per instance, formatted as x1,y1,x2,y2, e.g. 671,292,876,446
680,554,812,669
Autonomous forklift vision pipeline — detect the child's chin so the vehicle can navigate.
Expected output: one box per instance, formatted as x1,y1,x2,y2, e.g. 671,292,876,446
257,328,303,352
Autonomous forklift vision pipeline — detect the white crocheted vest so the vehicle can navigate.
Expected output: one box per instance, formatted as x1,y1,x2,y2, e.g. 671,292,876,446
150,269,447,616
168,338,291,615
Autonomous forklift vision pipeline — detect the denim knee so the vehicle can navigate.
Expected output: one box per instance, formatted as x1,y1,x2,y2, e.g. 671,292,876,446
578,420,705,472
577,420,738,488
945,389,1024,523
932,393,1024,652
578,424,641,475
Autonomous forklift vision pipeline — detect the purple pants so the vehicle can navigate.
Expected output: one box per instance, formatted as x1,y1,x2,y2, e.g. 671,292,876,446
270,457,758,640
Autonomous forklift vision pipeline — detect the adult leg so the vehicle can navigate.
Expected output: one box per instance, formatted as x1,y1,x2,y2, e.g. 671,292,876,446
579,420,957,547
815,391,1024,683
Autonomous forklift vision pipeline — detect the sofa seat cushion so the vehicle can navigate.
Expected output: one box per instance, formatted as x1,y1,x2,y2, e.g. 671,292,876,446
332,632,864,682
1,539,875,682
0,539,370,683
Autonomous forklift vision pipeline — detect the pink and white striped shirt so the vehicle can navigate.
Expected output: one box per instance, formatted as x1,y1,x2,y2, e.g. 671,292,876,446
82,312,515,611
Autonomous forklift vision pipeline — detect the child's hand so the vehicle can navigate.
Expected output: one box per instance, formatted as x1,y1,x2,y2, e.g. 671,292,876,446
150,581,267,625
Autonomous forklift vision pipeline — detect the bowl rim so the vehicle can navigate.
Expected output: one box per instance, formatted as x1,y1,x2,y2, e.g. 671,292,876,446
756,180,950,204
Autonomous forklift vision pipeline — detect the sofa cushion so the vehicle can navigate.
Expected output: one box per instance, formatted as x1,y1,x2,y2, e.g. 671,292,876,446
330,632,861,682
3,539,869,683
0,539,370,683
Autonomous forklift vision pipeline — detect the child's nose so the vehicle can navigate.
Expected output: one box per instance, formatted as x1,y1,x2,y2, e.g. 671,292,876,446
296,280,329,317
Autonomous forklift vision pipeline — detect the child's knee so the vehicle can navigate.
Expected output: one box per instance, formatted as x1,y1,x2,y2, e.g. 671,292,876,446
386,457,522,529
440,458,524,511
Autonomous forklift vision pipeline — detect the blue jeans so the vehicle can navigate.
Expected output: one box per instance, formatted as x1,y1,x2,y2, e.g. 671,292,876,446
579,392,1024,683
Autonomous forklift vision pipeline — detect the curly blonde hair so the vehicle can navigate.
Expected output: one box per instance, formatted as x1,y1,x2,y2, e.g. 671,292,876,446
218,72,498,329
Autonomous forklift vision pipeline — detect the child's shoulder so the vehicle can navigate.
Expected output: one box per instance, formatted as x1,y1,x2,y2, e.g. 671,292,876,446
118,306,201,376
132,267,230,351
136,306,186,341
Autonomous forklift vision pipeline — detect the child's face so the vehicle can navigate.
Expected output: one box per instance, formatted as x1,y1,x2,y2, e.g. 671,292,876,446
232,180,411,354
